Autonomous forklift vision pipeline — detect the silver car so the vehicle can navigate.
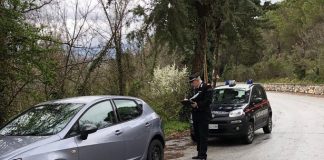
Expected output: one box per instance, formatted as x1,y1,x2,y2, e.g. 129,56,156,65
0,96,164,160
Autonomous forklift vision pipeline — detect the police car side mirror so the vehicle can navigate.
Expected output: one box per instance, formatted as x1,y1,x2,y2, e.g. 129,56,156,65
253,97,263,104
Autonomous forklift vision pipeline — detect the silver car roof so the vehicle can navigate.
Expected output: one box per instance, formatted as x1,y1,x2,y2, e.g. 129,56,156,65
38,95,142,105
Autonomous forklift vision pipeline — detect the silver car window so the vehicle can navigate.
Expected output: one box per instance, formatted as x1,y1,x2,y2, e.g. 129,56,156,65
114,99,142,122
0,103,84,136
79,100,116,130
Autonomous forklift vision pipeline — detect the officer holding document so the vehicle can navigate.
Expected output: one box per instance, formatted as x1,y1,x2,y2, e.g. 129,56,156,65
183,73,212,160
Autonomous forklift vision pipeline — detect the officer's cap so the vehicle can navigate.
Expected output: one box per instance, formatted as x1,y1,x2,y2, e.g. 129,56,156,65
189,73,201,82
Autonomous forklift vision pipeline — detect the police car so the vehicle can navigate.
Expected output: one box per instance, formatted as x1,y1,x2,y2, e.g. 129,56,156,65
190,80,272,144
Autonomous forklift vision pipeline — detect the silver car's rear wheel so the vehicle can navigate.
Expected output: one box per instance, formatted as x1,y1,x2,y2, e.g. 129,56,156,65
147,139,164,160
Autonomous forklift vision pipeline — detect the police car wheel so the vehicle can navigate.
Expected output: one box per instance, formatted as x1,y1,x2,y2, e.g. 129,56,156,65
263,116,272,134
243,122,254,144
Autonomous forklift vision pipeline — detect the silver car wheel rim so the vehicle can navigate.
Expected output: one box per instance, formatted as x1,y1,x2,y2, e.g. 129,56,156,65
152,145,161,160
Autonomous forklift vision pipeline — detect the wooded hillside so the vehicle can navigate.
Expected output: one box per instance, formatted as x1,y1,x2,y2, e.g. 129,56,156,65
0,0,323,125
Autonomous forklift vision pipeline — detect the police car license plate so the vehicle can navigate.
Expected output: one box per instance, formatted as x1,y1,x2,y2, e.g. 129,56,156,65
209,124,218,129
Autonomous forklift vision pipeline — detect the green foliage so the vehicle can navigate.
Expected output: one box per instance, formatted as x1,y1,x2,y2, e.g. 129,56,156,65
223,64,256,81
135,0,267,75
213,0,324,83
0,0,58,125
164,120,189,137
135,0,191,51
255,55,294,79
258,0,324,82
206,0,267,78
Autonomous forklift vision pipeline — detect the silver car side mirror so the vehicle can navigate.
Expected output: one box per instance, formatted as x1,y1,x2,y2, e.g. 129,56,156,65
80,124,98,140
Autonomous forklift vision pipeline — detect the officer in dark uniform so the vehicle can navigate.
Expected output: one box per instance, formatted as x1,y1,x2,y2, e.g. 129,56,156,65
188,73,212,160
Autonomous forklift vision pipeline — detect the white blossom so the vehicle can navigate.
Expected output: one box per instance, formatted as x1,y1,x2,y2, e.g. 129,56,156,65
150,64,188,96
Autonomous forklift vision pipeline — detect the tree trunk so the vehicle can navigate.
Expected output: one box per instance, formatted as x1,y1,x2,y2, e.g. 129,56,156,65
150,42,159,76
0,80,6,125
192,1,209,78
0,27,7,125
115,30,124,95
212,31,221,88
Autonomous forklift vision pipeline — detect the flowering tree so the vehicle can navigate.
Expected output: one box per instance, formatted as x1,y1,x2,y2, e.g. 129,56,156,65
150,64,188,96
143,64,189,121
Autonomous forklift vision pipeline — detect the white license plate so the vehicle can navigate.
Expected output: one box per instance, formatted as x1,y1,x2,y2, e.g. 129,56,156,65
209,124,218,129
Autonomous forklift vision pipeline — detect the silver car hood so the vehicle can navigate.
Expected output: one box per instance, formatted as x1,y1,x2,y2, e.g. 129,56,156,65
0,135,60,159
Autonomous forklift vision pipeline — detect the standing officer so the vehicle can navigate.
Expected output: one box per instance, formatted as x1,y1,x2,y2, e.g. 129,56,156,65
188,73,212,160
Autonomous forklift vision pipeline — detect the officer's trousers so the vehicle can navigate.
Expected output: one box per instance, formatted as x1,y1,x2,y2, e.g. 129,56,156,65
192,112,210,158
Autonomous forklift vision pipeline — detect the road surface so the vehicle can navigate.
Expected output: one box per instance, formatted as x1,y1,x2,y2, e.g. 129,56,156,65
166,92,324,160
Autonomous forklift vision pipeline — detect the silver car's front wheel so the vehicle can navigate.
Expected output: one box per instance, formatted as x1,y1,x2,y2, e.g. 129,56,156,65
147,139,164,160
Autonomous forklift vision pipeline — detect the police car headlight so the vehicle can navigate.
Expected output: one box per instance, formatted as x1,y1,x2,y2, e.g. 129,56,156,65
229,109,245,117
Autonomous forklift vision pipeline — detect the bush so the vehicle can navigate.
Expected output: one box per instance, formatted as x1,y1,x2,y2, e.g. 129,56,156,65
222,55,299,82
250,55,296,81
140,64,189,121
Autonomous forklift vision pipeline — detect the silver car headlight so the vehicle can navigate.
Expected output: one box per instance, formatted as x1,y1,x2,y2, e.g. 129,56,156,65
229,109,245,117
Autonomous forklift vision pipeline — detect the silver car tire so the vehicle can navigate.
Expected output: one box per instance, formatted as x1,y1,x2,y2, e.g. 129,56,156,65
147,139,164,160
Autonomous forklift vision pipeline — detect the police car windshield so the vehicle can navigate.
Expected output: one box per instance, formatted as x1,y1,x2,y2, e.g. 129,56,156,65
212,88,249,104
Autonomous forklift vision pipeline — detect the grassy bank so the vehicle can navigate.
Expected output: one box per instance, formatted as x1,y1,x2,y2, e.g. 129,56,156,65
164,120,190,137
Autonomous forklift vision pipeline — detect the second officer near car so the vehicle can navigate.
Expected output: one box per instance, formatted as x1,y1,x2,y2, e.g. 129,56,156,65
187,73,212,160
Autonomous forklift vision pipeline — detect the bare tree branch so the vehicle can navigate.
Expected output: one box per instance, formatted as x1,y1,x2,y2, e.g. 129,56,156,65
23,0,53,13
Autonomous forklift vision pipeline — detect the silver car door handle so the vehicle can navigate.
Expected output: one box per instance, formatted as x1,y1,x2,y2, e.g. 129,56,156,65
115,130,123,135
145,122,151,127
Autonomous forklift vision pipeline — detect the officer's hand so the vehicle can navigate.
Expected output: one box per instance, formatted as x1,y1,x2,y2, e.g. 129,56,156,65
191,102,198,108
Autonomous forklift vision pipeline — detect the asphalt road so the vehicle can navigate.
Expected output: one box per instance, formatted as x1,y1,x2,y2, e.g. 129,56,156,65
169,92,324,160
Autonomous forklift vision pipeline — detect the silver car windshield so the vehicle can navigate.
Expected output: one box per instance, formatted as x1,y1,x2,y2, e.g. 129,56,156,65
212,88,250,104
0,103,84,136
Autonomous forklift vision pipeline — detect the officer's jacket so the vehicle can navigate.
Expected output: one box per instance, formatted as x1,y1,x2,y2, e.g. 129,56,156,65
190,82,212,114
